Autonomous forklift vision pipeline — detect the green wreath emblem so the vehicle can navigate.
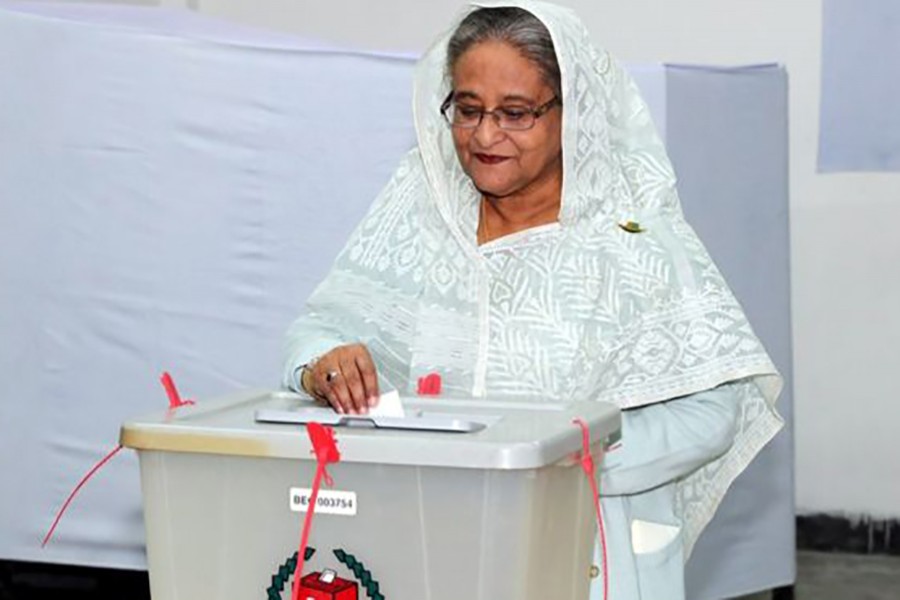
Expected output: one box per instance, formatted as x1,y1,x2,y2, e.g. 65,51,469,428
267,547,384,600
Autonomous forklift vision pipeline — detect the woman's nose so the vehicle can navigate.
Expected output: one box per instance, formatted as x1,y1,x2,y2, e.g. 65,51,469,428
473,113,505,147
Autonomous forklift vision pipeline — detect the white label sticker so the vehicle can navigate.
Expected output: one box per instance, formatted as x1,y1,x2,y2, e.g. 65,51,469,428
289,487,357,516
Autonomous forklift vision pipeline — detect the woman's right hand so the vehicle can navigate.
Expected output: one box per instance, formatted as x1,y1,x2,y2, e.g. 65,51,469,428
303,343,380,415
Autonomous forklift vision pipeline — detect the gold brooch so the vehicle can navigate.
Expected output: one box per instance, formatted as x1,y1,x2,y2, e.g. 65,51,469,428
618,220,645,233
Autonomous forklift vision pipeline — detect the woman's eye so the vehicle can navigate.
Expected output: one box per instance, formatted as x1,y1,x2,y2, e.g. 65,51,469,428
456,105,483,118
499,108,528,121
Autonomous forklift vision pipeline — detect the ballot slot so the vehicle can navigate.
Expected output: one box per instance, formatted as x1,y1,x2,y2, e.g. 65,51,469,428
254,407,499,433
254,392,564,433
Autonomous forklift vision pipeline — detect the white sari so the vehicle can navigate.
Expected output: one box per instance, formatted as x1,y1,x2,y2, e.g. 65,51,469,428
285,1,783,596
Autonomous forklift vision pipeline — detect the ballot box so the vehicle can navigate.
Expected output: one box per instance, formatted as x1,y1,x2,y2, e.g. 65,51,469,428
120,390,621,600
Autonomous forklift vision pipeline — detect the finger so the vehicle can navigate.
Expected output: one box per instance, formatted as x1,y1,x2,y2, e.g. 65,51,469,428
328,369,356,415
340,357,369,415
315,368,344,414
355,349,380,406
315,360,349,414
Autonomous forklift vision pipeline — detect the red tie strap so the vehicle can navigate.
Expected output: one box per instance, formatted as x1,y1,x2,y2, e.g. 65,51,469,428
573,417,608,600
42,372,193,547
292,422,342,600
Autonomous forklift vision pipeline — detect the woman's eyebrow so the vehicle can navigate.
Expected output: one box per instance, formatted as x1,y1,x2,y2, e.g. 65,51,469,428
452,90,481,101
452,91,537,104
501,94,537,104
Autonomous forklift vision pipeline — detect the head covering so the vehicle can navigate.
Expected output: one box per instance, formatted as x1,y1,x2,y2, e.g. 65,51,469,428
286,0,782,555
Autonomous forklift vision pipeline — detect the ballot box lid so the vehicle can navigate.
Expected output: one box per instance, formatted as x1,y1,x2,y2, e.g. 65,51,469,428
121,390,620,470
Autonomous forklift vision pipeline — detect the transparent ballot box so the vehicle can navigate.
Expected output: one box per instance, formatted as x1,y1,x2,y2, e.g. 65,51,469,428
121,390,621,600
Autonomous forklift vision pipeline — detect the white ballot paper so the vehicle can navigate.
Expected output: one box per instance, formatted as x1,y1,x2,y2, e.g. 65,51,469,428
368,389,405,418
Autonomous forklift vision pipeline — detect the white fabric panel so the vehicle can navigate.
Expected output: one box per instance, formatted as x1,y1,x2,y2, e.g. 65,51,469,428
0,2,416,569
628,64,667,145
0,6,789,598
665,65,794,599
818,0,900,171
1,0,349,51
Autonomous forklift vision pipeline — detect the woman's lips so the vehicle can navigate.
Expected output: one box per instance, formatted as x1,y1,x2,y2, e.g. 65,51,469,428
474,153,510,165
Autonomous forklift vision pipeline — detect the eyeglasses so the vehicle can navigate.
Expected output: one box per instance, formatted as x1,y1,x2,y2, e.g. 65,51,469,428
440,92,561,131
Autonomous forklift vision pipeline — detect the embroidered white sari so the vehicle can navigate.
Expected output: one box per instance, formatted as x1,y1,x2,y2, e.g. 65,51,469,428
284,0,783,584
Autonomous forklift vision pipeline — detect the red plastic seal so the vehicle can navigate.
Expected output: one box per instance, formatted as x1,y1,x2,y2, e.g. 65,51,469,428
292,423,343,600
416,373,442,396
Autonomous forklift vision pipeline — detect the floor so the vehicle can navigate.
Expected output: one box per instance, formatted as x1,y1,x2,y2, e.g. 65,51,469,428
734,551,900,600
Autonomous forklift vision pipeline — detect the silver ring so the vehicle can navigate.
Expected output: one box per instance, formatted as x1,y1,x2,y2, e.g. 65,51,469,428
325,370,340,383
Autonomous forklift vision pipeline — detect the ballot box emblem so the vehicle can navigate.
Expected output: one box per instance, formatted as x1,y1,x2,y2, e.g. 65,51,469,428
298,569,358,600
267,547,380,600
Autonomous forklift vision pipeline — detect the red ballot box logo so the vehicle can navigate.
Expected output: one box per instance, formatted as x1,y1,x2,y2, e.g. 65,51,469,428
297,570,358,600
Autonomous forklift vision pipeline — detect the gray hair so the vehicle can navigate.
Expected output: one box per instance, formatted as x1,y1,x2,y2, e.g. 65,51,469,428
446,7,562,98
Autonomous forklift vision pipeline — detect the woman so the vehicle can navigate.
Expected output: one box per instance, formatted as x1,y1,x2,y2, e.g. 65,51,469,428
283,2,783,598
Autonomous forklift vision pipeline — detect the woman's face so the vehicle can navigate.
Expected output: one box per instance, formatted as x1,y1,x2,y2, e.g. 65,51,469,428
450,40,562,201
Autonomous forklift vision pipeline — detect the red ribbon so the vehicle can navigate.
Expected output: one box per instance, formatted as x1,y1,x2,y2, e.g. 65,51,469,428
573,418,608,600
41,444,124,547
42,372,193,547
292,422,341,600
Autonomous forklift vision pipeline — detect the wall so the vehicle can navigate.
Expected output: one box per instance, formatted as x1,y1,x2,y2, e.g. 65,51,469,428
69,0,900,518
